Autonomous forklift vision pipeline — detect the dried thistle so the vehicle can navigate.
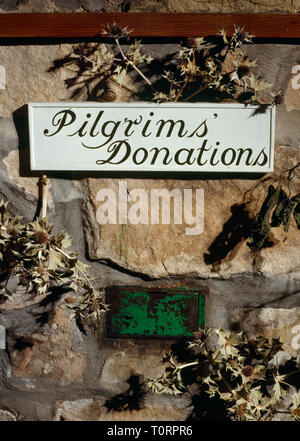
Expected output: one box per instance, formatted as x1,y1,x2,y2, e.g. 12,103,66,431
145,328,300,421
49,23,274,105
152,25,273,104
0,200,108,322
103,22,132,39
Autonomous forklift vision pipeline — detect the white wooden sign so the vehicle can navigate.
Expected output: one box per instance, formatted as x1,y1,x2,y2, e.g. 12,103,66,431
28,102,275,173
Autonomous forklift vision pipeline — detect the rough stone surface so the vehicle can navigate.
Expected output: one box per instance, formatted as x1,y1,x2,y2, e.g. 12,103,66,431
233,307,300,354
54,394,191,421
99,352,167,393
6,306,84,386
125,0,295,13
3,149,54,208
0,0,296,13
245,45,300,147
0,45,68,118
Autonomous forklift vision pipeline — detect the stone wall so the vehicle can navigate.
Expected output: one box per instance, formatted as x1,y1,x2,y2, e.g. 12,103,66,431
0,1,299,421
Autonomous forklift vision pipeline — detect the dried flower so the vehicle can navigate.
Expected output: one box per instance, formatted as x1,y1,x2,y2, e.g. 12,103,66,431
0,200,108,322
49,23,274,105
146,328,300,421
242,365,254,378
103,22,132,39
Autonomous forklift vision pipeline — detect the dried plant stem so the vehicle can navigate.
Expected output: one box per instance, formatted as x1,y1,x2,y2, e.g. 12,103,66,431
176,361,199,371
174,80,188,102
40,174,48,219
115,38,154,89
279,161,300,188
279,369,300,381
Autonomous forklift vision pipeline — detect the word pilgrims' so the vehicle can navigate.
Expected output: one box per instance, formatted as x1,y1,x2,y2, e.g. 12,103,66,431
43,107,269,169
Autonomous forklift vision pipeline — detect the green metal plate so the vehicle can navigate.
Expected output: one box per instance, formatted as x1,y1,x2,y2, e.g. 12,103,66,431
107,286,205,338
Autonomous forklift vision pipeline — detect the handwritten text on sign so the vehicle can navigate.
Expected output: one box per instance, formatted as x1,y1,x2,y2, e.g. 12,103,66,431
28,102,275,172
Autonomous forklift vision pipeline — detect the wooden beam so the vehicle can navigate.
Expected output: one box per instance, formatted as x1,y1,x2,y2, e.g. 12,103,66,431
0,12,299,39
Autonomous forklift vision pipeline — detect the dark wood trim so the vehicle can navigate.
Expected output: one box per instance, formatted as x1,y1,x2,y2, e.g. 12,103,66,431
0,12,300,39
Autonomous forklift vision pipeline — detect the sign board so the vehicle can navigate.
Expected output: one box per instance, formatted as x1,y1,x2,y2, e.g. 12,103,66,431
28,102,275,173
107,286,205,338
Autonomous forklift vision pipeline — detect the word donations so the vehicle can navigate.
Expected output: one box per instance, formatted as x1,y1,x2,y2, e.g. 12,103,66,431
28,102,275,173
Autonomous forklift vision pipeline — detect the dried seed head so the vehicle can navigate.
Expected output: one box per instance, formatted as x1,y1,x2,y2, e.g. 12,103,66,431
36,266,46,275
101,89,117,102
242,365,254,377
33,231,49,244
234,402,247,417
273,94,283,105
237,65,250,79
186,37,197,48
19,272,29,286
193,330,205,341
236,31,247,41
111,24,124,38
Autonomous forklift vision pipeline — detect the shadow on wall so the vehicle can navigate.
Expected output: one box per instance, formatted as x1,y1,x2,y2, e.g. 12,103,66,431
104,374,146,412
13,105,35,177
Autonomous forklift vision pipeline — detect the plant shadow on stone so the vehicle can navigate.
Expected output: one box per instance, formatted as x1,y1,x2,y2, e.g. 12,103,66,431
104,374,146,412
145,328,300,421
204,203,253,272
47,25,277,105
204,176,300,272
48,43,117,101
